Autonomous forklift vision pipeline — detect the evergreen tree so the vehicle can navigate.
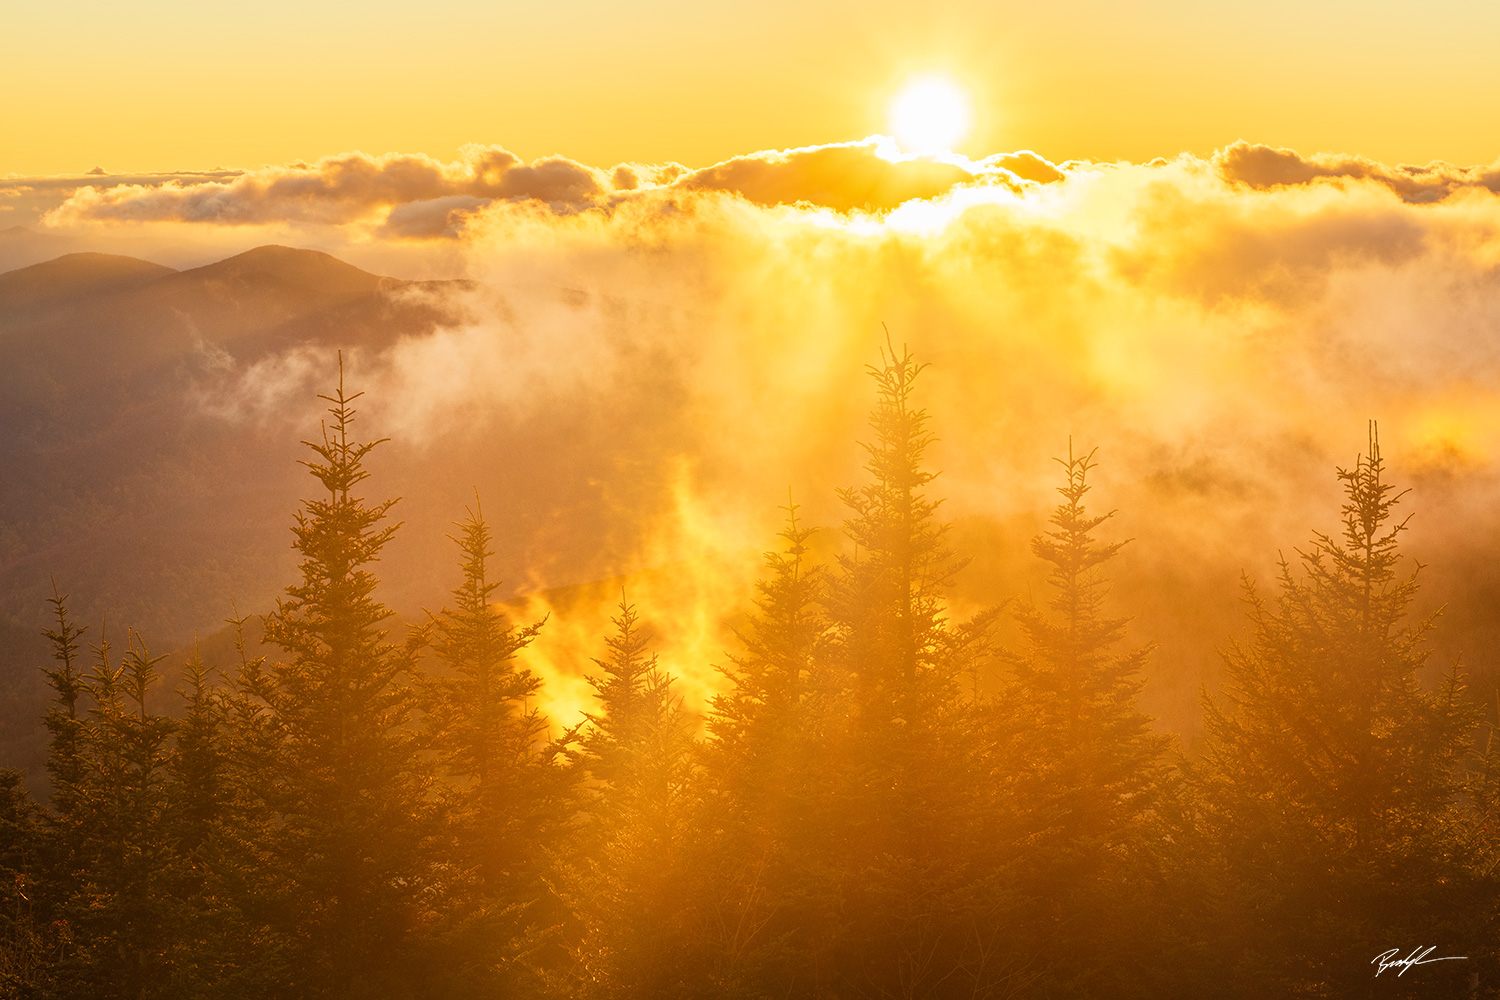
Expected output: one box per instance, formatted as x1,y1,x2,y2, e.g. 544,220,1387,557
31,586,88,998
820,339,1002,998
1191,426,1495,997
40,586,89,882
419,500,557,995
169,646,226,859
1000,445,1172,998
701,496,832,991
556,597,700,999
707,494,826,829
51,629,179,1000
254,361,434,999
215,611,296,998
0,769,49,997
161,645,240,999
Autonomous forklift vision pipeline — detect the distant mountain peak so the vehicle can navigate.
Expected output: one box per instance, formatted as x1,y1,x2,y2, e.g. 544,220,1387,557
170,244,390,292
0,252,177,317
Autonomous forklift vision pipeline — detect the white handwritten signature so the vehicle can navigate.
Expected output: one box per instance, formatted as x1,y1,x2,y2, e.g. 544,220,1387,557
1372,947,1467,977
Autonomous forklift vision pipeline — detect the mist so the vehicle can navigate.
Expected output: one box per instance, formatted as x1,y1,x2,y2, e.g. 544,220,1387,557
12,139,1500,733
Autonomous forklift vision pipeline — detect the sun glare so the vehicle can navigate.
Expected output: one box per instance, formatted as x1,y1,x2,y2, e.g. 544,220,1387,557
890,76,971,154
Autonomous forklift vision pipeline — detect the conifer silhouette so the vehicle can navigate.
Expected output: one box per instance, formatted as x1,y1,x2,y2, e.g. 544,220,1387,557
1194,425,1493,997
255,357,433,999
1002,444,1171,998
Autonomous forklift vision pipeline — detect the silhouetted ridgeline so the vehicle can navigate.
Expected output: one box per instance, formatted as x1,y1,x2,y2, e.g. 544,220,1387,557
1,345,1496,1000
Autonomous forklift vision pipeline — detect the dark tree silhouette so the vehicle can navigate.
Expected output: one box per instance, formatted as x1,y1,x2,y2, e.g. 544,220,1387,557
1000,444,1172,998
1192,426,1496,998
556,597,700,999
819,339,1003,999
418,499,559,995
253,360,434,999
700,496,834,991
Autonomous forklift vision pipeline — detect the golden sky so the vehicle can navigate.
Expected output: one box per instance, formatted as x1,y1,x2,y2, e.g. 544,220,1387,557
5,0,1500,175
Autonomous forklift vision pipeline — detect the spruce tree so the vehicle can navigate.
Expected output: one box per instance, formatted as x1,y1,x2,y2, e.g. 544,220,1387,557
32,588,90,997
1192,426,1494,997
52,629,179,1000
41,586,88,871
169,646,226,858
558,597,700,999
0,770,49,996
821,340,999,998
701,497,832,990
254,361,434,999
1001,445,1172,998
162,644,239,998
216,611,295,997
707,495,826,829
419,500,556,993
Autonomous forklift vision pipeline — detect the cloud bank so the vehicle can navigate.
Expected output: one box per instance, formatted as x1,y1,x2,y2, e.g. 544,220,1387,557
19,137,1500,731
38,138,1065,237
1216,140,1500,203
43,148,610,227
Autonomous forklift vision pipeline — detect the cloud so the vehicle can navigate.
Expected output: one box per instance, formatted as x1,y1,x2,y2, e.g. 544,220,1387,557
0,170,241,231
43,147,610,227
378,195,491,240
979,150,1068,184
300,145,1500,728
611,162,689,191
1217,140,1500,203
21,138,1500,730
36,140,1071,234
672,137,1047,211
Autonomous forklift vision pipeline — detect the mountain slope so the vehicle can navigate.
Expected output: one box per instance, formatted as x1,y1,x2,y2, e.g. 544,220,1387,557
0,252,176,324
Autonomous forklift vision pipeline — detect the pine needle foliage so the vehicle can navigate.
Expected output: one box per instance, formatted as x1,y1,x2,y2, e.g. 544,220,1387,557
708,494,827,810
425,499,548,807
41,585,88,839
833,339,968,705
1007,445,1167,846
700,497,834,991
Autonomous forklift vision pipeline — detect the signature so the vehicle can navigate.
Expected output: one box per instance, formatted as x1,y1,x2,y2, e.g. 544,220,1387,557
1372,947,1467,977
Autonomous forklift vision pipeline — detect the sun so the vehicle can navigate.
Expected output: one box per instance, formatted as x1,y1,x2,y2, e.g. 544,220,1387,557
889,76,971,154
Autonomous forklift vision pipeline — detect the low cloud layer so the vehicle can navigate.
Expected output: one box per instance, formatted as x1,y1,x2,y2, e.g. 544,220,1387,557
1217,140,1500,203
675,138,1035,211
15,137,1500,731
34,138,1067,238
43,148,610,227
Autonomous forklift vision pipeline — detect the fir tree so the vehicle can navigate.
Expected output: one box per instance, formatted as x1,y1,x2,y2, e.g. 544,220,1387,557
820,339,1001,999
169,645,226,858
1000,444,1172,998
0,769,49,997
1192,426,1494,997
832,341,968,713
254,360,434,999
419,499,557,994
701,496,832,990
558,597,700,999
41,586,88,868
52,629,179,1000
161,644,241,999
216,610,296,997
707,494,826,827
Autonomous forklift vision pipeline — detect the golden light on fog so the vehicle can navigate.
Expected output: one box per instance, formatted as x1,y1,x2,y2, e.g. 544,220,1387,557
890,77,971,153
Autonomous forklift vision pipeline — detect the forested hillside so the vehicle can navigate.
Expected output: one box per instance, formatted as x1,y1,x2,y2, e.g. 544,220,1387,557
2,348,1495,999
